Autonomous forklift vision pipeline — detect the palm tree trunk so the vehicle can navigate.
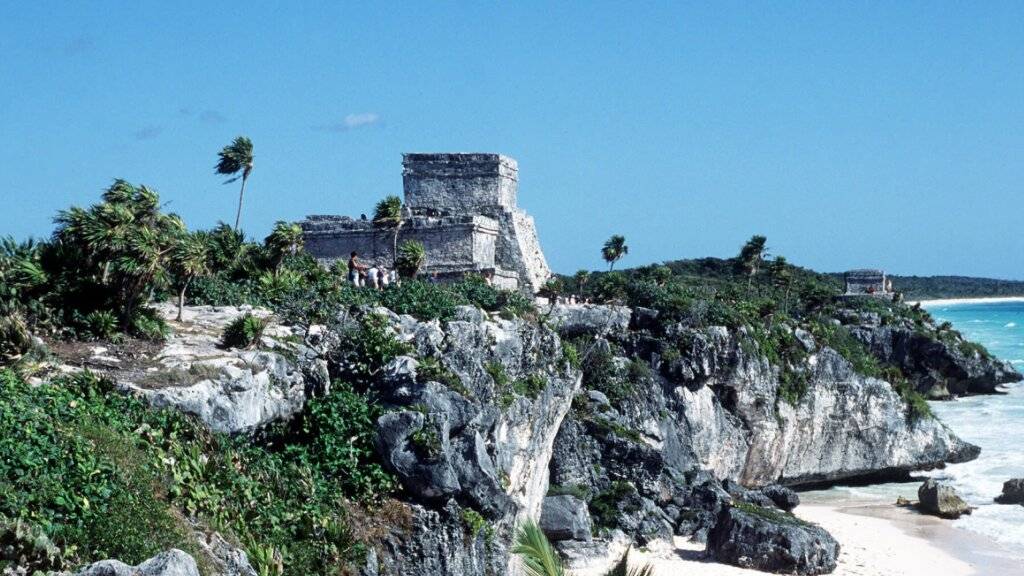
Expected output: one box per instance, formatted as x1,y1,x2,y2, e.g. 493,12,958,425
234,176,248,231
176,277,191,321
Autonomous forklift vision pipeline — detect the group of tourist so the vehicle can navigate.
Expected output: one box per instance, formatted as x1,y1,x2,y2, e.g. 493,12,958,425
346,251,397,289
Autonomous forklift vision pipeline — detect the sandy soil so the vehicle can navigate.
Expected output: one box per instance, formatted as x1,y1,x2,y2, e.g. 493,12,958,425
913,296,1024,307
608,500,1024,576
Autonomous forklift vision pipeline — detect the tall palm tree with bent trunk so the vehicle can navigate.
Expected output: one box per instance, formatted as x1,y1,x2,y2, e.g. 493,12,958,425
215,136,254,231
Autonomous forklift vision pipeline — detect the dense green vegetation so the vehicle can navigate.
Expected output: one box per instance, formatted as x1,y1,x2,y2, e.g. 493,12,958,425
884,274,1024,300
565,240,934,419
0,310,414,574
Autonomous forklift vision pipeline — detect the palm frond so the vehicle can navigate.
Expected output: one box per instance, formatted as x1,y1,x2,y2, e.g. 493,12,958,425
512,521,564,576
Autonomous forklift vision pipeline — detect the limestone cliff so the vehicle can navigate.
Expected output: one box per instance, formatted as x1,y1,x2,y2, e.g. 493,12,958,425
62,302,988,576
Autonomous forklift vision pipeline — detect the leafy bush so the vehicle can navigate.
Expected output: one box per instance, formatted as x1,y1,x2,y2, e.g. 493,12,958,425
0,314,32,364
333,313,412,387
221,313,268,349
83,310,119,340
283,382,398,500
0,367,391,575
460,508,494,543
396,240,426,279
589,481,639,530
547,483,591,501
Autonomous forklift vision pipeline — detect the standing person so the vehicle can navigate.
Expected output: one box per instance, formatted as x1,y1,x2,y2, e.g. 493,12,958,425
367,263,380,290
378,266,389,289
348,251,367,286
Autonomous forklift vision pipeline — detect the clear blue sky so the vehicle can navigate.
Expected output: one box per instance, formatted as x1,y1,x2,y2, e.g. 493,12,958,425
2,2,1023,278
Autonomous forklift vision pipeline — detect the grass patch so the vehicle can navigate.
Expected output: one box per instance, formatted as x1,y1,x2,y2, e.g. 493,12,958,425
732,501,809,527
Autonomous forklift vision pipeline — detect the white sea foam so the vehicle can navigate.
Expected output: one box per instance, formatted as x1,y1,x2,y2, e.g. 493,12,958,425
807,302,1024,557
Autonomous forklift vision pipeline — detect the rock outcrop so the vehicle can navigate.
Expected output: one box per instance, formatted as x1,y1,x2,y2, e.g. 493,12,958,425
75,549,199,576
707,504,839,575
842,310,1021,398
540,495,593,542
119,304,328,435
995,478,1024,505
917,479,972,519
350,306,582,576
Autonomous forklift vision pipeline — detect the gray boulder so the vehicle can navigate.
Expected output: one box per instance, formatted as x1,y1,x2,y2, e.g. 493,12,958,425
918,479,972,519
760,484,801,512
708,504,839,575
995,478,1024,505
540,495,593,541
193,532,257,576
76,550,199,576
548,304,631,337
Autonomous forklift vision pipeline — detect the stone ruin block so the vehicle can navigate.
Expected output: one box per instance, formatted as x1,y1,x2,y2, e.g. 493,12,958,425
300,153,552,294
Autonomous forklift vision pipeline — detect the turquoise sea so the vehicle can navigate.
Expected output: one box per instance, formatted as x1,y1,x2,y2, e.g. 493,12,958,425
809,299,1024,557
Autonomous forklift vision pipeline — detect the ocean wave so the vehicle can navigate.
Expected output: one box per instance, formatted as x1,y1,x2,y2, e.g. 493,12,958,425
1007,322,1018,328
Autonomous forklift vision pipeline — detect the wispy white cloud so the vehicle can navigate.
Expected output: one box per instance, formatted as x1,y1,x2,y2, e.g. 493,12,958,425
315,112,382,132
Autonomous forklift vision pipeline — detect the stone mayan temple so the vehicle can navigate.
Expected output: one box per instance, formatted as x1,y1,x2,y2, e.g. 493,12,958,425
300,153,551,294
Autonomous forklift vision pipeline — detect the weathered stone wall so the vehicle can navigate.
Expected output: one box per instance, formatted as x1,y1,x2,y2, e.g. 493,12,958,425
845,269,887,294
301,153,552,294
301,215,502,276
404,153,518,214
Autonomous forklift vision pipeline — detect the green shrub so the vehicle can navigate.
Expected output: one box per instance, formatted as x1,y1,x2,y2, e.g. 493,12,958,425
83,310,118,340
416,357,471,397
130,308,169,341
408,420,443,461
561,342,581,370
581,348,631,403
221,313,268,349
334,313,412,387
287,381,398,500
0,314,32,363
514,374,547,399
396,241,426,279
0,368,384,574
460,508,494,543
589,481,639,530
547,483,591,501
379,281,461,321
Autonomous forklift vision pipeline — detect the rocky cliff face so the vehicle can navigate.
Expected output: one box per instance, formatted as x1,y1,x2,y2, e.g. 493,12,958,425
546,309,978,564
349,306,581,576
55,302,992,576
840,309,1021,398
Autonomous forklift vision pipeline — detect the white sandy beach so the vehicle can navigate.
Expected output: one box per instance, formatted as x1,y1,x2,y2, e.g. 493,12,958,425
912,296,1024,307
609,498,1024,576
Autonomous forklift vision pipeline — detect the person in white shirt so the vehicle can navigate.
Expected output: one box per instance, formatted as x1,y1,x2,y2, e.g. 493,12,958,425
379,267,390,288
367,265,380,289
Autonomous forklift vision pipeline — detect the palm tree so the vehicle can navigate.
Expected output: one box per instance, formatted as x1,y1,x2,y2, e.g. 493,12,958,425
171,233,209,321
264,221,304,275
215,136,254,231
602,235,629,271
738,234,768,286
573,269,591,293
372,195,404,267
